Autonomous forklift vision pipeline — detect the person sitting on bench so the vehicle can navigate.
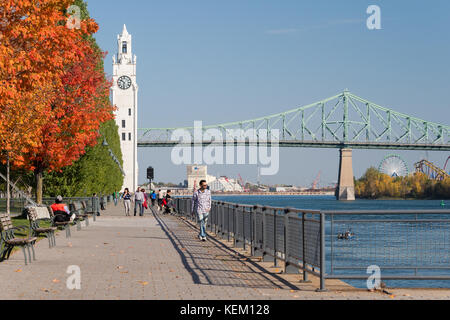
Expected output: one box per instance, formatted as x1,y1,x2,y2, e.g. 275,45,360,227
51,196,75,223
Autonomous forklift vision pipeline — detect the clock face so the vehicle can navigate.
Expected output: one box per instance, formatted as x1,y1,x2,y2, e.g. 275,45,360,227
117,76,132,90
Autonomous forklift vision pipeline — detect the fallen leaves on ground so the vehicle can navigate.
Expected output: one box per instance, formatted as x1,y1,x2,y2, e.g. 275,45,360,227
52,279,60,283
15,269,22,273
138,281,149,286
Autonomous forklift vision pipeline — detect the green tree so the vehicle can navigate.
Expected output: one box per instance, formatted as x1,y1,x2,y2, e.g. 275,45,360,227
43,120,123,197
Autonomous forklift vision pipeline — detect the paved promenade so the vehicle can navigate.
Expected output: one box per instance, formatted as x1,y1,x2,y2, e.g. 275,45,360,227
0,203,449,300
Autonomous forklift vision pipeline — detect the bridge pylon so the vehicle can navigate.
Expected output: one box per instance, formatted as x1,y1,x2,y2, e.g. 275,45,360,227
337,148,355,201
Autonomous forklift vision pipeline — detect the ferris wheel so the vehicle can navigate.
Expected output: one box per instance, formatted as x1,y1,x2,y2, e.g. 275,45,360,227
378,154,409,177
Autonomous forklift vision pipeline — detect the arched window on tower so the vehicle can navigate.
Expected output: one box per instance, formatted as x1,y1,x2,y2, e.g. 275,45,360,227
122,41,127,54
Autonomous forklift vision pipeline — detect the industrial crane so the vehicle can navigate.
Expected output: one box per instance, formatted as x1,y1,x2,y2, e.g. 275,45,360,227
238,174,248,192
311,171,322,190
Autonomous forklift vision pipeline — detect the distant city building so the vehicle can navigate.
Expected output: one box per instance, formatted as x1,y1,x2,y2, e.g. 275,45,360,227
209,177,244,193
186,165,215,190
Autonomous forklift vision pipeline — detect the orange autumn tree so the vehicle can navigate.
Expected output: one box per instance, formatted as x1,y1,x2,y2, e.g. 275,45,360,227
26,42,114,203
0,0,104,203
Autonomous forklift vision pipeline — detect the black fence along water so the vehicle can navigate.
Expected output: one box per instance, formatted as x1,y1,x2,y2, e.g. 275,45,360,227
175,198,450,290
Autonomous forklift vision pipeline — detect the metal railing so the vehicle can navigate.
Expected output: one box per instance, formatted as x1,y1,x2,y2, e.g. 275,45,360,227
175,198,450,291
326,210,450,281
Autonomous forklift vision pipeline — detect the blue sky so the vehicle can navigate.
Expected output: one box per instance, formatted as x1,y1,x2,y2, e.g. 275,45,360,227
86,0,450,186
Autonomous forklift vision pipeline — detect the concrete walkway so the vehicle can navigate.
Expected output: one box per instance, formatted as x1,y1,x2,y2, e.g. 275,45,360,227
0,203,449,300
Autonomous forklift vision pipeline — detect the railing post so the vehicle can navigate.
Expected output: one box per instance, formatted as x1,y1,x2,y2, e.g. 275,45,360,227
273,209,278,268
330,214,334,276
233,205,237,247
284,209,299,274
218,203,223,239
317,213,327,292
213,203,217,235
234,205,244,248
221,203,225,238
242,207,246,251
227,204,231,242
300,211,311,283
250,207,254,256
253,206,263,258
284,210,288,272
262,207,271,262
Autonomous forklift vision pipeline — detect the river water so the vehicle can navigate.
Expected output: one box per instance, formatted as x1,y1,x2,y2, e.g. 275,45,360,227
212,195,450,289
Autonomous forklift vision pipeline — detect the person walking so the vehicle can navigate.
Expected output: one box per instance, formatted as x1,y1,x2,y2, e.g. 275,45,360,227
123,188,132,216
150,190,157,207
157,189,164,211
191,180,211,241
141,188,148,211
134,188,145,217
164,190,174,215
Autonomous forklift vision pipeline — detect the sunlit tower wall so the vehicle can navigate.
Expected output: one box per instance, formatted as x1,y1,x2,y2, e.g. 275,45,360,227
111,25,139,192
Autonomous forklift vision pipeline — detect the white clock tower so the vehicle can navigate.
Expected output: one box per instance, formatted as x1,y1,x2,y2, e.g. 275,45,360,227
111,25,138,192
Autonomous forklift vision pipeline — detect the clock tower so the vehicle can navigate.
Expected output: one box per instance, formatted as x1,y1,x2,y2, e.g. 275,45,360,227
111,24,138,192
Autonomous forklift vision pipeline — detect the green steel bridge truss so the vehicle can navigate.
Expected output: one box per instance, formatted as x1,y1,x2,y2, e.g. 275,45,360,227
137,91,450,151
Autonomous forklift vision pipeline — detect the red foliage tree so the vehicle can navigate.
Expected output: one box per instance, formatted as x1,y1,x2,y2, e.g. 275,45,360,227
26,43,115,203
0,0,113,203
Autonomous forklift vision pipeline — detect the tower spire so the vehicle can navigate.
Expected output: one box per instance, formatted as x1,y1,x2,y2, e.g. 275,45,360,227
122,24,129,35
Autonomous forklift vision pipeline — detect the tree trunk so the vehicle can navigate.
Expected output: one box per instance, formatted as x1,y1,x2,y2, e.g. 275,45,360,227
35,166,44,205
6,154,10,215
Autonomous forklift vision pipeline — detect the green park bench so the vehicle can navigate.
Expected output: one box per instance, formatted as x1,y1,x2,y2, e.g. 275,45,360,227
0,213,37,265
25,207,57,248
69,202,89,230
81,198,100,222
